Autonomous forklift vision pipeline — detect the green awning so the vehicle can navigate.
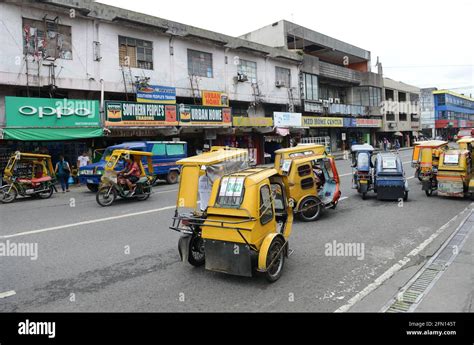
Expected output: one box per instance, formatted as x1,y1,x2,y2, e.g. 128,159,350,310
3,128,103,141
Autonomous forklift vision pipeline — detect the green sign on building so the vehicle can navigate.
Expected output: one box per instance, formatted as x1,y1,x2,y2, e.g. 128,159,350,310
4,97,102,140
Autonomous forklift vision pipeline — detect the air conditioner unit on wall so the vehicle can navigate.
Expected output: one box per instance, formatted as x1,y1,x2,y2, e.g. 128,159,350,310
275,80,286,88
329,98,334,103
334,98,341,104
322,100,329,108
237,73,248,82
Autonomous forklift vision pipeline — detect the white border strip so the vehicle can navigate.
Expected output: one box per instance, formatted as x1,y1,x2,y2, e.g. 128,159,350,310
334,204,473,312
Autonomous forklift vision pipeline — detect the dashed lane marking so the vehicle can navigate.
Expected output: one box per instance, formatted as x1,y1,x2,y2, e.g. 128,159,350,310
0,290,16,299
0,206,176,239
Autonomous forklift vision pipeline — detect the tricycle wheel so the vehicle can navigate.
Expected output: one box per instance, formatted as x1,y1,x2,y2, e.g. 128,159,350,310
298,197,321,222
87,183,99,192
425,188,432,197
96,186,116,206
265,237,285,283
136,183,152,201
403,191,408,201
416,169,422,181
166,171,179,184
0,185,17,203
362,192,367,200
38,185,54,199
188,234,205,267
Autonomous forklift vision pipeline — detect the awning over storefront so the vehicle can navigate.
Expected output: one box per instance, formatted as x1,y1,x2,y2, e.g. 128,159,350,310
3,128,103,141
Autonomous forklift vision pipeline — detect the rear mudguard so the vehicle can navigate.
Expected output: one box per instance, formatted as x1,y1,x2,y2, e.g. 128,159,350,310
258,233,287,272
468,179,474,194
358,183,369,194
178,235,192,262
422,180,434,191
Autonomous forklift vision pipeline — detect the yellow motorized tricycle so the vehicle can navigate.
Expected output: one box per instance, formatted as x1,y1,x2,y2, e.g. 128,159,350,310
96,149,154,206
0,151,56,203
274,144,341,221
170,148,250,266
425,148,474,199
412,140,448,181
171,166,294,282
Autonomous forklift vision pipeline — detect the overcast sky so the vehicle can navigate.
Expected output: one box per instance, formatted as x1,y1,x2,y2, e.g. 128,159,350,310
99,0,474,96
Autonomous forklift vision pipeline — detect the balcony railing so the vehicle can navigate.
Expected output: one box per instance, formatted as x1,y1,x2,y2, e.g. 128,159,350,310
319,61,362,83
328,103,365,116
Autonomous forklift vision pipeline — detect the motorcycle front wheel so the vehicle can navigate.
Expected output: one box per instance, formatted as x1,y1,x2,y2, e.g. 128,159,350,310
96,186,116,206
0,185,17,203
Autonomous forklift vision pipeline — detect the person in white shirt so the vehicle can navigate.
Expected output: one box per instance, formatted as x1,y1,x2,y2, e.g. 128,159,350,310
77,151,91,168
198,166,212,212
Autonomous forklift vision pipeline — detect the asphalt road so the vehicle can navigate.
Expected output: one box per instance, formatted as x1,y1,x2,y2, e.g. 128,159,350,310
0,148,471,312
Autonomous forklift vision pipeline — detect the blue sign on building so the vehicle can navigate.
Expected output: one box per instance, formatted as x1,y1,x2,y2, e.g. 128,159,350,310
136,85,176,104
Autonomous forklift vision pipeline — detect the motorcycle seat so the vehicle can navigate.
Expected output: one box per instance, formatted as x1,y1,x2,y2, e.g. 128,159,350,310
17,178,32,184
31,176,52,184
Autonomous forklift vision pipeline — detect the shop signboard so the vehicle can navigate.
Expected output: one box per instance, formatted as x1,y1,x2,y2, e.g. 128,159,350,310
233,117,273,127
4,96,102,140
274,112,302,127
344,118,357,127
105,101,178,127
202,91,229,107
302,116,344,127
5,96,100,127
356,119,382,128
136,85,176,104
179,105,232,126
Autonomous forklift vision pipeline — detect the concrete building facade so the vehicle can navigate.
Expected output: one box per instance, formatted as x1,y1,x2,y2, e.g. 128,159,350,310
241,20,385,151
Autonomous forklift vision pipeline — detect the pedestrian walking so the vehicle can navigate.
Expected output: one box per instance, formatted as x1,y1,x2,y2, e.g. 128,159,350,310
383,137,388,151
55,155,71,193
394,138,400,153
77,151,91,169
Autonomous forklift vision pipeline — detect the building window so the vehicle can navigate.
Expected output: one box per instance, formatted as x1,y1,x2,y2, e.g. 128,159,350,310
188,49,213,78
304,73,319,101
436,94,445,106
399,92,407,102
386,113,395,121
23,18,72,60
119,36,153,70
385,89,394,101
369,87,382,106
275,67,291,87
411,114,418,122
238,59,257,83
399,113,407,121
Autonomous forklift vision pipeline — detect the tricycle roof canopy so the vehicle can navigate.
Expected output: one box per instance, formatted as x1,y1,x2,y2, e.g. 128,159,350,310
351,144,374,152
415,140,449,147
177,148,248,165
111,150,153,157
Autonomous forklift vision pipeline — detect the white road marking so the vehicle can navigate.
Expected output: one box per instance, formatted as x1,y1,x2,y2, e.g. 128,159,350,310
334,205,473,312
153,189,178,195
0,290,16,299
339,197,349,201
0,205,176,239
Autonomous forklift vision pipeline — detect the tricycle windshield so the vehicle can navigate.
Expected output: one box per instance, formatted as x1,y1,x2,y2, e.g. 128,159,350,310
105,154,120,170
357,152,370,170
215,176,245,208
382,157,397,169
444,154,459,165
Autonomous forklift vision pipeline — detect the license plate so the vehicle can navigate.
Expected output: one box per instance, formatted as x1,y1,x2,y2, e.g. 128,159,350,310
25,189,35,194
87,179,94,184
438,182,463,192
